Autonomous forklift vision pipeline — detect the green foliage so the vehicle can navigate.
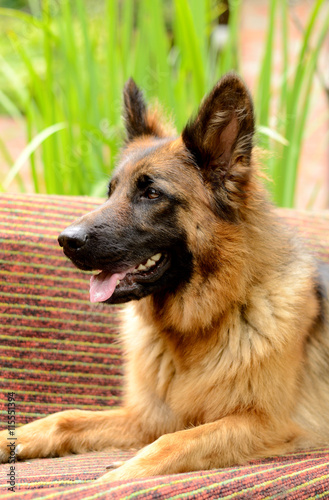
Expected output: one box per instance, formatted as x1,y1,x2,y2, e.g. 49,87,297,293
255,0,329,207
0,0,328,207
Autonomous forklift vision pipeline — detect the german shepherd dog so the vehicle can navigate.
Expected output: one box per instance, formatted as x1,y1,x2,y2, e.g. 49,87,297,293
1,74,329,481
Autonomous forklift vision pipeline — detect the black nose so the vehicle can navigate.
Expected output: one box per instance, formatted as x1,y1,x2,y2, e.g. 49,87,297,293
58,226,88,251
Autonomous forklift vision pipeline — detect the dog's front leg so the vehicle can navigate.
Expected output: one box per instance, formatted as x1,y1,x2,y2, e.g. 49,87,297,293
0,408,146,463
98,413,302,481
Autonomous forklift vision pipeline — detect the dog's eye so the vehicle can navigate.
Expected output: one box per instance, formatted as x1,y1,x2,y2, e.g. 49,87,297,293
143,187,161,200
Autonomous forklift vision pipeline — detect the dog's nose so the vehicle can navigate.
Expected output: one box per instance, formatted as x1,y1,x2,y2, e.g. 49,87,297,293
58,226,88,251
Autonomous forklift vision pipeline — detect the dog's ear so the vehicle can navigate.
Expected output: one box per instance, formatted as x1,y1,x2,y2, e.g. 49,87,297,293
182,73,255,214
123,78,172,141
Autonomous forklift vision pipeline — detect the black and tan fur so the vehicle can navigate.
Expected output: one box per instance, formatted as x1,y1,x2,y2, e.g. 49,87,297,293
1,73,329,481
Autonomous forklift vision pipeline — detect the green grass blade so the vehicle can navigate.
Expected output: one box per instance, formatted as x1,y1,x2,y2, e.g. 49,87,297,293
219,0,241,75
3,123,67,191
256,0,277,136
0,88,22,118
258,125,289,146
0,0,326,207
174,0,206,101
277,0,328,206
282,8,329,207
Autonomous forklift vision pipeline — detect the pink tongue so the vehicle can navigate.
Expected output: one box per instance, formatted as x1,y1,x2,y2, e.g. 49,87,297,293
90,270,128,303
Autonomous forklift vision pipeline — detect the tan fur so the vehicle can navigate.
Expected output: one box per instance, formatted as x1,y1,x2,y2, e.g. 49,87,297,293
1,74,328,482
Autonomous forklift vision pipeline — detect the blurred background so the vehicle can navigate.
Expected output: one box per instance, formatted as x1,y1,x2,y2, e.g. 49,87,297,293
0,0,328,208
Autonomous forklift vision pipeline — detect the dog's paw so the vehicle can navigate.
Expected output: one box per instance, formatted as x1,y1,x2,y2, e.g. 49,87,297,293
0,431,21,463
97,439,172,482
96,460,130,482
97,454,151,482
98,456,166,482
105,460,126,470
97,465,139,483
0,427,44,463
0,412,70,462
0,430,10,463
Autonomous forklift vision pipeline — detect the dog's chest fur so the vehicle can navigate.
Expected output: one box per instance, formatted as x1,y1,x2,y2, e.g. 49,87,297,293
120,277,319,433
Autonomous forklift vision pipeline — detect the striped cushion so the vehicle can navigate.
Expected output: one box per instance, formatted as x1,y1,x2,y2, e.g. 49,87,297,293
0,194,123,428
0,449,329,498
0,193,329,498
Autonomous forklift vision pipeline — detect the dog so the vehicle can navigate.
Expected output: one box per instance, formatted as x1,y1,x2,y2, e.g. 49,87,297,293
1,73,329,482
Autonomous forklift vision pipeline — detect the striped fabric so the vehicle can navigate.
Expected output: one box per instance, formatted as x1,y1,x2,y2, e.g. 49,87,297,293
0,193,329,499
0,449,329,499
0,194,123,428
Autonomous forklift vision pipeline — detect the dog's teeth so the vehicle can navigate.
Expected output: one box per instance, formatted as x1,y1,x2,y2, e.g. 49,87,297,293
134,254,161,272
92,270,101,275
116,280,120,286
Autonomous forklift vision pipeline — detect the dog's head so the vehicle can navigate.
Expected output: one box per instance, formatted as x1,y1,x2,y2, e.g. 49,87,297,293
58,73,255,304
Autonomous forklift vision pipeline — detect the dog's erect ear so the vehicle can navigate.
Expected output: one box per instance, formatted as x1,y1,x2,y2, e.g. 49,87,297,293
123,78,171,141
182,73,255,212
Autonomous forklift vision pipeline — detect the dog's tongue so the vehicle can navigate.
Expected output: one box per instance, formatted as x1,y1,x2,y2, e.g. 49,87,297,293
90,270,127,303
